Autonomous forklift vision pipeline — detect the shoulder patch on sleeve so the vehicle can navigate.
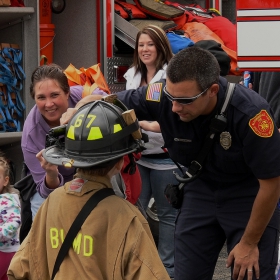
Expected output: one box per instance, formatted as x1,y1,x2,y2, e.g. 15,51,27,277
249,109,274,137
146,83,162,102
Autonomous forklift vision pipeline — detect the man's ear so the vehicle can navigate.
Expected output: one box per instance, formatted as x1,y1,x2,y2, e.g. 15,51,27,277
209,84,219,98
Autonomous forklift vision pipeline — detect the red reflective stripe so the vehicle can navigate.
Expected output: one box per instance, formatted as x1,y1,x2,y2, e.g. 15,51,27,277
237,56,280,61
214,0,220,11
240,67,280,71
205,0,210,10
96,0,101,62
106,0,112,58
237,0,280,9
237,16,280,21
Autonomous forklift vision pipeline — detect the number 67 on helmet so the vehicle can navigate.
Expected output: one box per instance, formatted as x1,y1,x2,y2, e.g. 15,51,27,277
43,100,145,168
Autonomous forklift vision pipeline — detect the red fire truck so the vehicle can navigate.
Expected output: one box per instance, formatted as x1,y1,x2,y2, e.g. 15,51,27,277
98,0,280,92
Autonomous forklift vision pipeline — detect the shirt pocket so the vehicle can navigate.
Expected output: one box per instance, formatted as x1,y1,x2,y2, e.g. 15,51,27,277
211,143,249,175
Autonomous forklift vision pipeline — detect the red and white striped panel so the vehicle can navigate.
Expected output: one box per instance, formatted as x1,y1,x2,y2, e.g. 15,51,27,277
237,1,280,71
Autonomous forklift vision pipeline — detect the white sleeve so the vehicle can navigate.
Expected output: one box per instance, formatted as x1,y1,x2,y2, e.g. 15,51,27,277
0,193,21,242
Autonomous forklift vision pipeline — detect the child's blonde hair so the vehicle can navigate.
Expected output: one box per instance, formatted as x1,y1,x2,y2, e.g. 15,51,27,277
0,156,11,194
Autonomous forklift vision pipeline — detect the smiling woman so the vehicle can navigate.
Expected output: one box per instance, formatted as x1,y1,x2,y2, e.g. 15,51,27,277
33,78,70,128
21,64,107,223
22,65,83,220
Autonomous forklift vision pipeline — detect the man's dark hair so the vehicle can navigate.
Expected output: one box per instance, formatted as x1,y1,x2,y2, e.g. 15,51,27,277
167,47,220,91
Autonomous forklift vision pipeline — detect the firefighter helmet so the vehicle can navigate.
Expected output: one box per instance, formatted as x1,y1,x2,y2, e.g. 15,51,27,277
43,100,142,168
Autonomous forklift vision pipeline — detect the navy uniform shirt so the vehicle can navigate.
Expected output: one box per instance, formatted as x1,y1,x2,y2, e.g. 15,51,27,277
116,76,280,188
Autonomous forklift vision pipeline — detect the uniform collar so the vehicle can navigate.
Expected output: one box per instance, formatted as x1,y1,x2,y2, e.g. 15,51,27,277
64,172,113,196
192,76,228,127
216,76,230,114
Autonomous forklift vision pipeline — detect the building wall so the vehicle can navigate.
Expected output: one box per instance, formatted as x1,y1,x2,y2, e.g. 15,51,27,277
52,0,98,69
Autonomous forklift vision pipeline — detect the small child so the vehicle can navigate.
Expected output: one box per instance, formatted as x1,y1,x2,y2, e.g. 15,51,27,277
0,157,21,280
8,100,170,280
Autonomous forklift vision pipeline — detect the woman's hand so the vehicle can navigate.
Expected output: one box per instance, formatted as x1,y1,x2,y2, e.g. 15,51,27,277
36,149,60,189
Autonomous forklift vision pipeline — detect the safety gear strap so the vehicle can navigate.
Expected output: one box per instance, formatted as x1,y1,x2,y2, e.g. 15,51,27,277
51,188,115,280
182,82,235,180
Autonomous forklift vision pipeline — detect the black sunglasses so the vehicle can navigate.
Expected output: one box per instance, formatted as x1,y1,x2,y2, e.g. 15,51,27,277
163,86,209,105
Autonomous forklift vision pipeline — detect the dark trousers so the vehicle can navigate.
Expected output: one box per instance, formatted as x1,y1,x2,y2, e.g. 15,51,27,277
174,178,280,280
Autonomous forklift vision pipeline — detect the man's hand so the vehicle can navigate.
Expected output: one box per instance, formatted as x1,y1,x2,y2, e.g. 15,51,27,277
60,108,78,125
226,176,280,280
75,94,103,109
227,241,259,280
60,94,104,125
239,80,253,89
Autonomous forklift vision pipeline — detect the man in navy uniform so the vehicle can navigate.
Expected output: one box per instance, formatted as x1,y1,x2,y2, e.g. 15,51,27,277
62,47,280,280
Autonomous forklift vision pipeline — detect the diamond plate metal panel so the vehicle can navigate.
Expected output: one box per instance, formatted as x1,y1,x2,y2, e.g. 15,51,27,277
222,0,236,23
107,56,133,93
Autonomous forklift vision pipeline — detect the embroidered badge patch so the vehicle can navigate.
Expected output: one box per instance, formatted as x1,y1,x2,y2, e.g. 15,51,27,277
249,110,274,137
146,83,162,102
69,178,88,192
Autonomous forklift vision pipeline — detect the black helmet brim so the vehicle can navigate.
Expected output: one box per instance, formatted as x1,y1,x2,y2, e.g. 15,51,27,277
42,143,139,168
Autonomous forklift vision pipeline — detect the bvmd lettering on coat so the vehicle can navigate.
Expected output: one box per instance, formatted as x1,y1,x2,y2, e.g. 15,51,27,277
50,228,94,256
